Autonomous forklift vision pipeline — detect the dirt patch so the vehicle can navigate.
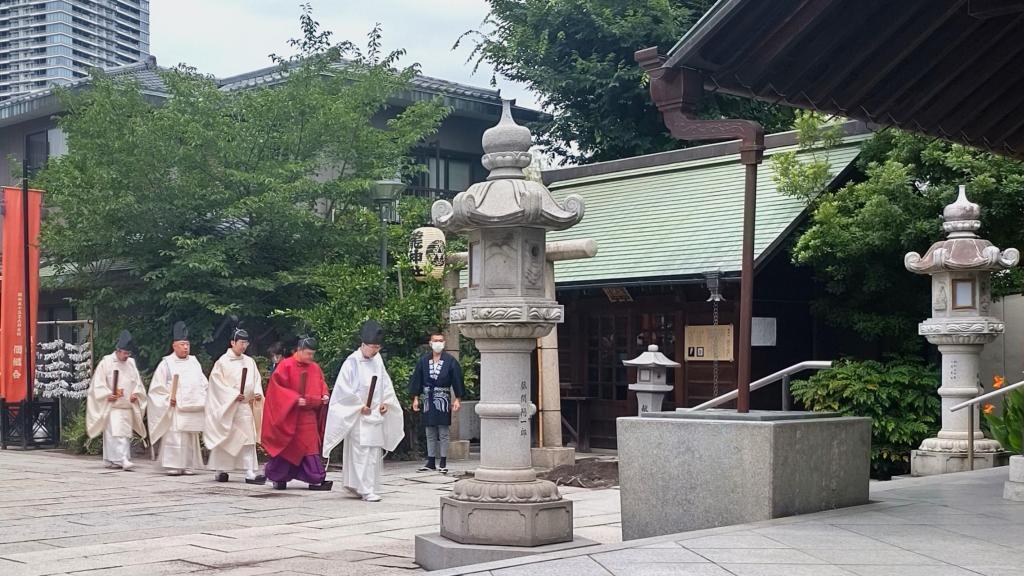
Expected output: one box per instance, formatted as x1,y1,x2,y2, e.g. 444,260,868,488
539,458,618,489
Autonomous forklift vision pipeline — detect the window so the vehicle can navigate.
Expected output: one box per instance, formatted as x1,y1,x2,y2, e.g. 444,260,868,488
953,279,975,310
586,314,631,400
25,130,48,176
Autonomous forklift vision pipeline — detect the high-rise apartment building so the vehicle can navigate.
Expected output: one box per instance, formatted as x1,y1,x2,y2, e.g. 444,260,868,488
0,0,150,102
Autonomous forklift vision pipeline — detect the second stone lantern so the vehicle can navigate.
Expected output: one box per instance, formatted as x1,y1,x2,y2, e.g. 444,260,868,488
905,185,1019,476
625,344,680,416
421,99,585,563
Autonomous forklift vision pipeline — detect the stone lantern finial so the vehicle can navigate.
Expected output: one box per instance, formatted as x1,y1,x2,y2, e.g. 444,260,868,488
481,100,533,181
942,185,982,238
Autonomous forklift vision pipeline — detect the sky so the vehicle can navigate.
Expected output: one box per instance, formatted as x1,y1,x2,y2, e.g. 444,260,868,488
148,0,542,108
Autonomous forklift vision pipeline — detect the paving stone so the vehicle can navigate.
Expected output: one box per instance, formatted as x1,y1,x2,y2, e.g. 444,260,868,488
679,533,788,549
591,548,708,566
844,566,982,576
720,565,855,576
692,548,823,564
492,557,613,575
801,548,945,566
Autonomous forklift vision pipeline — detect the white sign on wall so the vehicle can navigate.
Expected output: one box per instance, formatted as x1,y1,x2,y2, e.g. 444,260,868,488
752,317,777,347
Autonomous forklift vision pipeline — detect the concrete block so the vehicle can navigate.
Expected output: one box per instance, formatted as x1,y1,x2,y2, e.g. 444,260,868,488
414,532,597,572
910,449,1009,476
530,447,575,471
439,496,573,547
617,412,871,540
1005,480,1024,501
1008,454,1024,483
448,440,470,461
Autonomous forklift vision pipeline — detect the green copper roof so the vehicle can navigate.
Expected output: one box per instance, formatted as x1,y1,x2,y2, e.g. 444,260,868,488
546,134,867,286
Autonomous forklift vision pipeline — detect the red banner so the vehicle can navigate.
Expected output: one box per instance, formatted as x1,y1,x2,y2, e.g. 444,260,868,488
0,186,42,403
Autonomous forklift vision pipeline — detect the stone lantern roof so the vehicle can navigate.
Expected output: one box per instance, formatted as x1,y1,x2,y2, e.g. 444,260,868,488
623,345,681,368
905,185,1019,275
433,100,584,233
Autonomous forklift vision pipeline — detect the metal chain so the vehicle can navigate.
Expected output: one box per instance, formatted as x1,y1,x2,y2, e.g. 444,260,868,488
712,299,720,398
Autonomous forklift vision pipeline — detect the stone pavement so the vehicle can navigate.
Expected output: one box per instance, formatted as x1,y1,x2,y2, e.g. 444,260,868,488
436,466,1024,576
0,449,620,575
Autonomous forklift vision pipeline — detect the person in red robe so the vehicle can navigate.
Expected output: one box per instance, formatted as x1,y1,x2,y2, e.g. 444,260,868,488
261,336,333,490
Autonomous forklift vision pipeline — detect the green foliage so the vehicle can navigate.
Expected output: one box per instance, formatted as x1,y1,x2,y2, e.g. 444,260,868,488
35,8,449,368
790,358,941,479
460,0,793,163
985,388,1024,455
771,111,845,201
772,124,1024,355
60,401,100,455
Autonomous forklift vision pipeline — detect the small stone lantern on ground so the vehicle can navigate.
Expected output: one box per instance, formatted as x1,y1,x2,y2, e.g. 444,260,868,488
905,185,1019,476
625,344,679,415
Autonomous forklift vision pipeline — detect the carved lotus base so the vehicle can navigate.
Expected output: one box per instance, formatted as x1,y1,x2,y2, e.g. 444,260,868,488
440,493,573,547
919,437,1003,453
911,448,1010,476
450,478,563,503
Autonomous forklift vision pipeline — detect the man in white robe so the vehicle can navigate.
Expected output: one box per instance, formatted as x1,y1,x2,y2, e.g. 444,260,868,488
204,328,265,483
148,321,208,475
85,330,148,471
323,320,404,502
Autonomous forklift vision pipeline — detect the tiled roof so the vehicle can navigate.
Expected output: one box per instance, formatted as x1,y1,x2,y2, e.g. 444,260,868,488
544,127,870,286
0,57,540,126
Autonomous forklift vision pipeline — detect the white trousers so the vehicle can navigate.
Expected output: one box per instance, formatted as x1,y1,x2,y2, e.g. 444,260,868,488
342,437,383,496
102,432,131,466
159,430,203,471
207,444,258,474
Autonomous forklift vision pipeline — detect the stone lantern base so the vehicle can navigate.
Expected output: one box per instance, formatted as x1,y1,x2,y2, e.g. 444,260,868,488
439,495,574,546
911,448,1010,476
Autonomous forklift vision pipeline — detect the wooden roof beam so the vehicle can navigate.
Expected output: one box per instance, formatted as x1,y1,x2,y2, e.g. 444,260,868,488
908,39,1024,134
806,1,929,107
770,1,874,99
872,14,1021,119
730,0,838,91
841,2,970,113
968,0,1024,18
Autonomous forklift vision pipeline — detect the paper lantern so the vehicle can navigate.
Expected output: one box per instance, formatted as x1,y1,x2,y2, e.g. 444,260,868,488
409,227,446,280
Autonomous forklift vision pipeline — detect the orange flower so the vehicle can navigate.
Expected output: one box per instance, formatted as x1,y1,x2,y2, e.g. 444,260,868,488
983,403,995,414
993,375,1005,389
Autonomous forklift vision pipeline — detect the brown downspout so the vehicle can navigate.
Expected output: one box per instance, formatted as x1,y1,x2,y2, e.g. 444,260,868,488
635,47,765,413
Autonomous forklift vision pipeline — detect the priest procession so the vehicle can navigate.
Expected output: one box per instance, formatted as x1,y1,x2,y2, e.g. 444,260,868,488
84,319,417,503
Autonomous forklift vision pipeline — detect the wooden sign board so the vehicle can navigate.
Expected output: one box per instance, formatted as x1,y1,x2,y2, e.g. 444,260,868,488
684,325,734,362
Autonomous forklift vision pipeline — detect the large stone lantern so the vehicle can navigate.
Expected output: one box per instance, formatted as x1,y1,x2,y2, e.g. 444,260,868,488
905,185,1019,476
625,344,679,415
417,100,585,566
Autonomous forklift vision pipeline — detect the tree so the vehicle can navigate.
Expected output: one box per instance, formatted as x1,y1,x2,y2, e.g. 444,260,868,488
37,8,449,368
460,0,794,163
773,119,1024,356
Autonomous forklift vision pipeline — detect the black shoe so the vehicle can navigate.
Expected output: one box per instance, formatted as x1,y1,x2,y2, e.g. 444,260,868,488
245,475,266,485
439,467,449,474
273,481,287,490
417,465,436,472
215,472,229,482
308,480,334,491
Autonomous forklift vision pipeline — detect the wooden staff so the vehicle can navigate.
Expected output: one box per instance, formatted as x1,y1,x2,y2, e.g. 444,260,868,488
170,374,179,404
112,369,120,397
365,375,377,409
239,367,248,397
299,371,307,398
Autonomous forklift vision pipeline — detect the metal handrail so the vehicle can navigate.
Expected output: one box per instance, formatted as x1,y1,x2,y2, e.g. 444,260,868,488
683,360,833,411
948,377,1024,472
949,378,1024,412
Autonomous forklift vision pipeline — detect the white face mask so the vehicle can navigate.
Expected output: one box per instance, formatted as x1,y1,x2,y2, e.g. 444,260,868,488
430,341,445,354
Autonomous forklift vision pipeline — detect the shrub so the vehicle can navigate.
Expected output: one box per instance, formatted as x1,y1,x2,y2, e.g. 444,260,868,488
790,357,941,479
